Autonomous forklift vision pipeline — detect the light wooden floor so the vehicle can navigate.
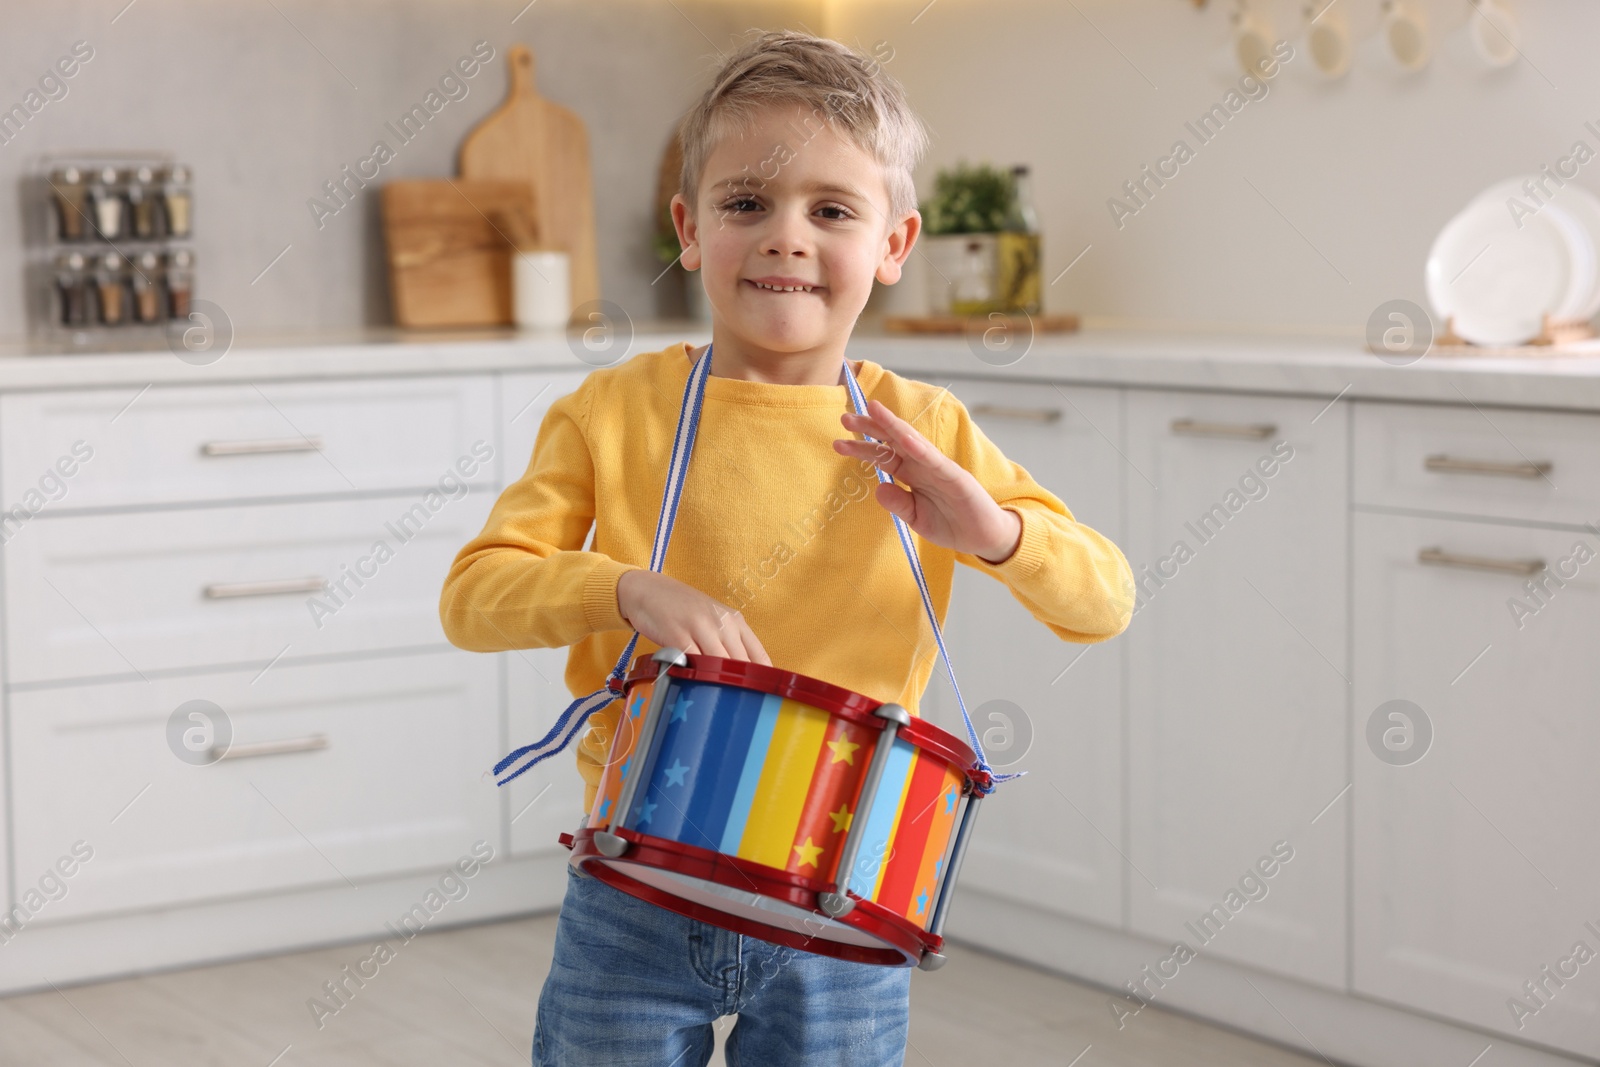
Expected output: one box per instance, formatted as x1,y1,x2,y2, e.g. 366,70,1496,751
0,909,1326,1066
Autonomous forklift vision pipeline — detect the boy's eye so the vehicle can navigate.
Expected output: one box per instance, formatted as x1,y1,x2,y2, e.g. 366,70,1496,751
718,198,855,221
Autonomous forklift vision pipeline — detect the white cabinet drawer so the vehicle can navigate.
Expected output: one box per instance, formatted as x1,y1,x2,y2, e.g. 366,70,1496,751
0,376,495,511
8,651,499,922
6,491,497,684
1353,400,1600,527
1352,511,1600,1057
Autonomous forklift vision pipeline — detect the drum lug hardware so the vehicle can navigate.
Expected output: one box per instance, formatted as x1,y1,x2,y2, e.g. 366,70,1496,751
603,647,689,854
817,702,910,919
817,891,856,918
917,950,947,972
592,830,630,857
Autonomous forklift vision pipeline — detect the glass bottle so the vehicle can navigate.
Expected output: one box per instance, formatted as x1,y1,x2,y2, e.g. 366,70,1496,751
997,164,1042,314
56,252,92,327
50,166,89,241
163,164,192,239
132,251,164,323
89,166,125,241
96,252,128,325
166,248,194,319
128,165,159,239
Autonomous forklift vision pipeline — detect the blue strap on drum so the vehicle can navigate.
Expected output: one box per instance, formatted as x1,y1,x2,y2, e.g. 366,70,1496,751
492,344,1022,796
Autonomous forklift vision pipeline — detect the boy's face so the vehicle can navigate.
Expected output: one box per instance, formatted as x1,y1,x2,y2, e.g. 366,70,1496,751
671,102,919,357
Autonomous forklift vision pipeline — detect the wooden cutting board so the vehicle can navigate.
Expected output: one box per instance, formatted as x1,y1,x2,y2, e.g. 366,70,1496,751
458,44,598,313
380,179,537,328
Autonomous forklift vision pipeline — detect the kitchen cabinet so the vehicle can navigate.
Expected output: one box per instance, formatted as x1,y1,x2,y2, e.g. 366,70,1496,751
930,379,1125,930
1352,510,1600,1059
8,651,499,922
7,492,495,685
1353,400,1600,528
0,376,495,511
1123,389,1348,990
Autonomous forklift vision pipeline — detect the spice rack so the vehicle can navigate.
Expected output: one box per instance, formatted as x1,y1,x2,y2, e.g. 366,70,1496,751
25,152,195,346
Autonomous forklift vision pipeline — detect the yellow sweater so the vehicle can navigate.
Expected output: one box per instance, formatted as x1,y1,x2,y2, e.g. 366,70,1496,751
440,342,1134,813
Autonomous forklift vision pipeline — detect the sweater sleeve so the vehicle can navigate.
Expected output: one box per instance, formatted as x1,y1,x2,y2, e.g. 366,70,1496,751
439,374,645,653
939,395,1135,643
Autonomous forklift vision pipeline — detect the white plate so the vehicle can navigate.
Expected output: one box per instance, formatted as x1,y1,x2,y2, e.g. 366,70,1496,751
1426,189,1572,346
1473,177,1600,321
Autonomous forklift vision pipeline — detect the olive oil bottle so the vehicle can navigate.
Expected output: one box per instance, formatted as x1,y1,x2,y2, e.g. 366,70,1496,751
997,165,1041,314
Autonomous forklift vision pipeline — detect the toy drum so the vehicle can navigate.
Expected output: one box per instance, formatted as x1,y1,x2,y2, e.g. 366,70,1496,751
557,647,989,970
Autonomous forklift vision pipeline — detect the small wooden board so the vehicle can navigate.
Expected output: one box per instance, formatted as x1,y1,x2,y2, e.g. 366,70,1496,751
883,313,1079,334
380,179,536,328
458,44,599,313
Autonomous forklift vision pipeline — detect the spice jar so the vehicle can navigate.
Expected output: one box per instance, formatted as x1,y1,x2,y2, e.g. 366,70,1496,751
96,252,128,325
49,166,89,242
55,252,92,327
131,251,163,323
88,166,125,241
163,164,192,239
165,248,194,319
128,165,159,240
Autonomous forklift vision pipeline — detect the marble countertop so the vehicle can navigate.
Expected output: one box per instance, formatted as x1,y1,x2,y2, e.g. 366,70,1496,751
5,320,1600,413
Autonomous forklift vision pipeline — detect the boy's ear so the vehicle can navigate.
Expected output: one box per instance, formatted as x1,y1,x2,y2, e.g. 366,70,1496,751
670,193,701,272
875,209,921,286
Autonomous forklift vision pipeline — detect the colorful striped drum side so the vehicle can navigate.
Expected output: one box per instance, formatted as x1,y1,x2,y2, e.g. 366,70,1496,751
588,678,964,925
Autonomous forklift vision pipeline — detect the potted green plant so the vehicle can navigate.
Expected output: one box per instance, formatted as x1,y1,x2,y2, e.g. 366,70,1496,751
918,162,1018,316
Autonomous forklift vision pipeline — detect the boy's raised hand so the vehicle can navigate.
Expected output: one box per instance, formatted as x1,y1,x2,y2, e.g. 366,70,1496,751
616,569,773,666
834,399,1023,565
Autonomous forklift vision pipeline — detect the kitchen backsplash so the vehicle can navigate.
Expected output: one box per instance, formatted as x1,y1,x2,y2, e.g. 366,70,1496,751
0,0,818,341
0,0,1590,338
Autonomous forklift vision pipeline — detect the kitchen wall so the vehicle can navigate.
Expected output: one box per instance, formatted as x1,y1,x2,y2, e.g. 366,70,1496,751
836,0,1600,335
0,0,821,341
1,0,1589,339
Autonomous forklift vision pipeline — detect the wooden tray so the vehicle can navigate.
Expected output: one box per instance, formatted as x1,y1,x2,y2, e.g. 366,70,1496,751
883,312,1079,335
380,179,537,329
1367,314,1600,359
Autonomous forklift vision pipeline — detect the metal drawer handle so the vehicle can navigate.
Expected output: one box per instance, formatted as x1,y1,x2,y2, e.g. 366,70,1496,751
204,577,327,599
969,403,1062,423
1424,454,1552,479
1418,547,1545,576
214,734,330,761
201,435,323,457
1170,418,1277,440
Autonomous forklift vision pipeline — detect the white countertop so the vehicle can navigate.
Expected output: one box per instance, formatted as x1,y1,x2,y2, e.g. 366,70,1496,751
6,320,1600,413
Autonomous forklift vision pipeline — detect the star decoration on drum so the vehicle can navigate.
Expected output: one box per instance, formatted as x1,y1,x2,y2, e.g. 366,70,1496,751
638,798,657,826
793,836,824,868
669,695,692,724
828,804,853,833
827,733,860,764
662,759,689,787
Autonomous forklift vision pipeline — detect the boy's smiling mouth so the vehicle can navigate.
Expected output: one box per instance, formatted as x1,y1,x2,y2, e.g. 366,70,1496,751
744,276,824,294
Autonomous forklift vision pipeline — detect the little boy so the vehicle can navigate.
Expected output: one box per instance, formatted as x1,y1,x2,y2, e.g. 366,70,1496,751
439,28,1133,1067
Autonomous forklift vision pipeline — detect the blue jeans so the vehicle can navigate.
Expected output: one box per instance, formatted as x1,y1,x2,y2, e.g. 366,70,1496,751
532,863,912,1066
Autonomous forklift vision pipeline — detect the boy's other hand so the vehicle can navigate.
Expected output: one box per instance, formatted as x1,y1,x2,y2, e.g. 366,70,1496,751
835,399,1023,564
616,569,773,666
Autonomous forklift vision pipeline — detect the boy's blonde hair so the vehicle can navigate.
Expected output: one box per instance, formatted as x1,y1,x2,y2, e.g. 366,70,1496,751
677,29,930,229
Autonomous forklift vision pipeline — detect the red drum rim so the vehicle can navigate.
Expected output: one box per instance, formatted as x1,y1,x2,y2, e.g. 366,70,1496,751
565,824,938,968
620,653,980,780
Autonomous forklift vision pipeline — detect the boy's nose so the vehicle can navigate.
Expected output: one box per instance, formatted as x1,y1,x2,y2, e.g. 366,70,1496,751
762,208,812,257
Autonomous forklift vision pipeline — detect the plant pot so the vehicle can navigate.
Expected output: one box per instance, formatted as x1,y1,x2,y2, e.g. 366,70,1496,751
922,232,1002,315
